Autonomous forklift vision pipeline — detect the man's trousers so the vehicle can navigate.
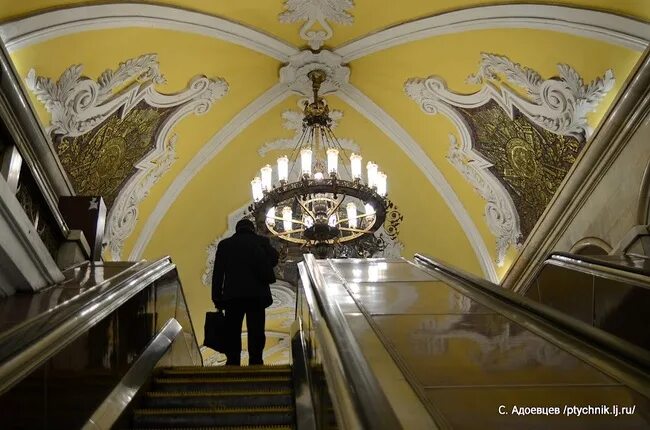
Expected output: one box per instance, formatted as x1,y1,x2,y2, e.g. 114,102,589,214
223,299,266,366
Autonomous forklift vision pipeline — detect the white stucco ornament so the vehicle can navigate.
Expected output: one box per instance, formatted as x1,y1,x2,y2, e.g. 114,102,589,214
279,49,350,97
26,54,229,259
405,52,615,264
279,0,354,49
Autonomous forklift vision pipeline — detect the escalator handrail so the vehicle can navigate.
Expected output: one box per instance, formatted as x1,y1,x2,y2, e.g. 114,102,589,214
0,257,176,394
546,252,650,284
414,253,650,374
300,255,403,430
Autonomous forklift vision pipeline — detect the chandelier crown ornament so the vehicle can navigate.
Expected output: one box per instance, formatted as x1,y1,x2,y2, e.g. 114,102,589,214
248,69,402,258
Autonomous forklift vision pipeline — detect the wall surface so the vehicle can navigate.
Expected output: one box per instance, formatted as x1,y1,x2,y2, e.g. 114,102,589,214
554,111,650,253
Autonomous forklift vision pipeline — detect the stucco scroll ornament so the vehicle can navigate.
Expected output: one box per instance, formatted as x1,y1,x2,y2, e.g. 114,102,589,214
405,53,614,264
279,0,354,50
26,54,229,259
447,135,521,265
466,53,615,140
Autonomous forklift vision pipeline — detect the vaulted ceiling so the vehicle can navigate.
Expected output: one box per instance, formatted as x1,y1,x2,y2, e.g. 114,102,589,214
0,2,648,305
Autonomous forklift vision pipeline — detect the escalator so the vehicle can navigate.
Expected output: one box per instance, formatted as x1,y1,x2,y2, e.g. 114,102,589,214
2,252,650,429
519,252,650,350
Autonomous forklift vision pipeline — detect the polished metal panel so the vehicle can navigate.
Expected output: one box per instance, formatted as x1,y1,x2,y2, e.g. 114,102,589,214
0,261,138,335
523,252,650,352
349,281,493,315
328,258,433,283
301,257,405,429
535,263,594,324
415,253,650,384
291,324,318,430
0,143,22,194
425,386,650,430
84,318,182,430
373,314,615,387
0,258,173,394
594,277,650,350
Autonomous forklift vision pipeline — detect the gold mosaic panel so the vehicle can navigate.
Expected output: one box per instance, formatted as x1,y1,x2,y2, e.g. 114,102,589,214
458,101,584,240
53,101,173,209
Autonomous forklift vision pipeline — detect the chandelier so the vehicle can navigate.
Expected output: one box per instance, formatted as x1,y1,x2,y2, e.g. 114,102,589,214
248,70,402,258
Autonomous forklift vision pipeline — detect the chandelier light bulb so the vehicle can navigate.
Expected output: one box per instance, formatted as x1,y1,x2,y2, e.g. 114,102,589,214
327,148,339,175
282,206,293,231
301,149,312,177
328,213,338,227
350,153,362,180
277,156,288,183
260,164,273,191
266,207,276,226
367,162,378,188
377,172,387,196
303,214,314,228
364,203,375,216
251,177,263,202
346,202,358,229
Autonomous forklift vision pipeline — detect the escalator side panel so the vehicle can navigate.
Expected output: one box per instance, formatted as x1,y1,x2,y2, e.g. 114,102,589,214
314,257,650,429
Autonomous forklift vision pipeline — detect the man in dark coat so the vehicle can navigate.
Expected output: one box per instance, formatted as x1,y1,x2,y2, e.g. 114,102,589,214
211,219,279,365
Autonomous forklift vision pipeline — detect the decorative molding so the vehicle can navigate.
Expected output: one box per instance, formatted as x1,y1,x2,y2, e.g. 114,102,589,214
106,136,177,260
130,84,290,260
0,4,298,60
26,54,229,259
465,53,614,139
405,53,614,263
338,82,497,281
279,0,354,50
447,135,520,265
26,54,165,137
279,50,350,97
258,107,359,157
335,5,650,61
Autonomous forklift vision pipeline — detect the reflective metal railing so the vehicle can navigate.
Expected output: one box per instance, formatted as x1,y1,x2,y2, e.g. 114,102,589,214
520,252,650,351
294,255,402,430
0,256,201,429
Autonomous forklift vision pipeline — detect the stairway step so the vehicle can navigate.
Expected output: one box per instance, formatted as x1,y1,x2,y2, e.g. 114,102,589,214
160,366,291,379
153,378,292,393
132,407,294,427
134,426,293,430
143,391,293,408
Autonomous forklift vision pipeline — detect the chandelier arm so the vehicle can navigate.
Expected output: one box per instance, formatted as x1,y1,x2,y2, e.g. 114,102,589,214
338,226,374,234
296,197,317,219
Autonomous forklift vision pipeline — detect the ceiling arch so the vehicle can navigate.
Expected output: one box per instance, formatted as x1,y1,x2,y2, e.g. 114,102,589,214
0,1,648,289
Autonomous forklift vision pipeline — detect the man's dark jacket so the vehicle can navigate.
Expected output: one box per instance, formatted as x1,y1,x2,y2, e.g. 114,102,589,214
211,229,279,308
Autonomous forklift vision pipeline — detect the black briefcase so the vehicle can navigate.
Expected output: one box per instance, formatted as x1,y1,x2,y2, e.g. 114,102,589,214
204,310,226,352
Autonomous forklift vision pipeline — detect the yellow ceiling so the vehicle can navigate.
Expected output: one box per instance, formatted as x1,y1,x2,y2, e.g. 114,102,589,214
0,1,648,331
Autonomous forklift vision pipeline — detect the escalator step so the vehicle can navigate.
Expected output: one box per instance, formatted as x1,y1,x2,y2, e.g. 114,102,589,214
153,378,292,392
159,368,291,379
143,391,293,408
133,426,294,430
164,365,290,372
132,407,294,427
